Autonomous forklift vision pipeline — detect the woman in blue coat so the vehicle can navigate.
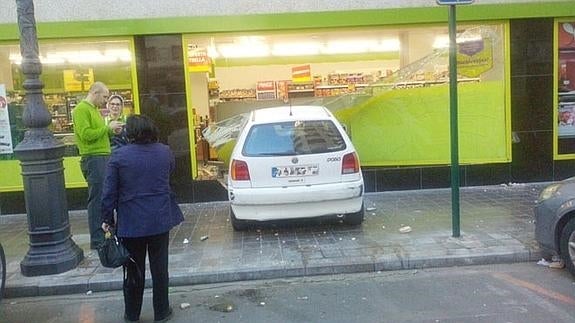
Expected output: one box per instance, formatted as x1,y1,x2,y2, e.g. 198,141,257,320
101,114,183,322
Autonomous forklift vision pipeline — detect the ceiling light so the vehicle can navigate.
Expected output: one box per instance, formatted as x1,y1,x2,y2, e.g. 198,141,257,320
271,42,321,56
217,43,269,58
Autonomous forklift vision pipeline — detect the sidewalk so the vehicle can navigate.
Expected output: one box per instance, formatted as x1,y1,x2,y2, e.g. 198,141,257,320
0,183,547,298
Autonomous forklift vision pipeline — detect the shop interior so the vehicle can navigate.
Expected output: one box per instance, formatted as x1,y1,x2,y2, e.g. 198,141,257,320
184,24,505,180
0,39,134,159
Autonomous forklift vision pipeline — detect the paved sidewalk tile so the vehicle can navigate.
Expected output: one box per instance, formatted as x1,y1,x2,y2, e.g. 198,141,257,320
0,183,547,298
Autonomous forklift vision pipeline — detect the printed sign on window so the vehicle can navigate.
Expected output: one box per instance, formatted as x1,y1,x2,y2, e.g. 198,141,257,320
0,84,14,154
188,45,212,72
457,38,493,78
63,68,94,92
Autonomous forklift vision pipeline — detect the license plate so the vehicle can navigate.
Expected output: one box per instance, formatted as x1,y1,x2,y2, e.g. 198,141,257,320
272,165,319,178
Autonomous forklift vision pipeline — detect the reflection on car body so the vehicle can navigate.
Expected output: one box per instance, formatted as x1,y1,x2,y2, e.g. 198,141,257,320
534,178,575,277
227,105,364,230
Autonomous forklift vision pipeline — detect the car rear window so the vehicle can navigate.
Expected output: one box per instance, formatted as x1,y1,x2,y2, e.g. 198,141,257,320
242,120,346,156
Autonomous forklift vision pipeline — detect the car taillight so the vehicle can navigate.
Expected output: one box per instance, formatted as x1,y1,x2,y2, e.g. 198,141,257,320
342,152,359,174
231,159,250,181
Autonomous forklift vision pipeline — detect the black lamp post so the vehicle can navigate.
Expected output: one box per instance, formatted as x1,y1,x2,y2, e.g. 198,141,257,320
14,0,83,276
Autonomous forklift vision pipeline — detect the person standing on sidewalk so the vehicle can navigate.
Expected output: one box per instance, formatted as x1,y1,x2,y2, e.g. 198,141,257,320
72,82,122,250
101,115,183,322
104,94,129,151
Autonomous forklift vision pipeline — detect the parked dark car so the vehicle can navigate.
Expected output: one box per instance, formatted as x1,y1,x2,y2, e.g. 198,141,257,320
534,178,575,277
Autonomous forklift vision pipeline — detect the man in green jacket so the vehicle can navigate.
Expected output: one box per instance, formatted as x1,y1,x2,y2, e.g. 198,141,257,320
72,82,123,249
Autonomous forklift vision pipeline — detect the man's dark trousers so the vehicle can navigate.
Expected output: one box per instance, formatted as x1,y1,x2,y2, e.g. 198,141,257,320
80,155,109,249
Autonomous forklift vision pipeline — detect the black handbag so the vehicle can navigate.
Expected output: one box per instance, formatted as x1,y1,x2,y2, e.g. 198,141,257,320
97,230,131,268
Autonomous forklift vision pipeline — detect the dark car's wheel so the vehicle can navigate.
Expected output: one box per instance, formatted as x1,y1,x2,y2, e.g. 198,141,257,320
344,203,364,226
560,218,575,277
230,207,249,231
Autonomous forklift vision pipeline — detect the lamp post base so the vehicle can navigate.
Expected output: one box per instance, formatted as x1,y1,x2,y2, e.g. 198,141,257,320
20,239,84,277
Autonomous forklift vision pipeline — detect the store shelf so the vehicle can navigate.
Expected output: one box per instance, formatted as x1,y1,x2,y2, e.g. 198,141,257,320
315,84,369,89
288,89,314,93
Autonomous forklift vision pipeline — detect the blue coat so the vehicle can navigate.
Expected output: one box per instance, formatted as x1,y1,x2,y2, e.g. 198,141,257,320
101,142,184,238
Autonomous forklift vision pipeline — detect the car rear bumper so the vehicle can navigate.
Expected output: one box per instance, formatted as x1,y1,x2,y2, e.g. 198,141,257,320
229,180,363,220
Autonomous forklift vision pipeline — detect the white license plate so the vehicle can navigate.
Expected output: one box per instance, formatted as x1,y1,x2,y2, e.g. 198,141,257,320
272,165,319,178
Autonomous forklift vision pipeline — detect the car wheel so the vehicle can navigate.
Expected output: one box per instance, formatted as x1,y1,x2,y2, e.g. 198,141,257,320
230,207,249,231
559,218,575,277
344,203,364,226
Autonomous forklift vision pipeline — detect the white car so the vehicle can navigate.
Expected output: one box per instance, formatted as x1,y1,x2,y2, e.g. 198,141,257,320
227,105,364,230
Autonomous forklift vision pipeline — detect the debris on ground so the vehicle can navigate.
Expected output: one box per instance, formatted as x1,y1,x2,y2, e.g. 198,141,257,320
549,260,565,269
399,226,412,233
183,238,189,244
259,302,266,306
351,237,356,241
366,207,376,212
536,258,550,266
209,302,235,312
297,296,309,300
382,225,386,229
86,290,92,295
549,256,565,269
180,303,191,309
200,235,209,241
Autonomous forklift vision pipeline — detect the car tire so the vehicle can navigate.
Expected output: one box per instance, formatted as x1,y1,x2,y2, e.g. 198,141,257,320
344,203,364,226
230,207,249,231
559,217,575,277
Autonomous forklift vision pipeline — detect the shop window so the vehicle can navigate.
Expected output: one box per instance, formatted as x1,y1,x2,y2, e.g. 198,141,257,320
0,39,135,161
556,20,575,158
184,22,509,170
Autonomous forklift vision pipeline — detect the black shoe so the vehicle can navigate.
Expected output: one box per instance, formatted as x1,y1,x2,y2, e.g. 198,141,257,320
124,314,140,322
154,307,173,322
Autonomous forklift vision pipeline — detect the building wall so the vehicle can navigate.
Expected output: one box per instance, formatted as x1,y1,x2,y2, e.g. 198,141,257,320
0,1,560,24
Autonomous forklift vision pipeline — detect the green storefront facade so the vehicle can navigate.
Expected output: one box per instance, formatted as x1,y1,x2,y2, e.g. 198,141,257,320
0,1,574,213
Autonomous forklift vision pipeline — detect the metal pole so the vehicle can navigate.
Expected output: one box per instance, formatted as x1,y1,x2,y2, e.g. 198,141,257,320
14,0,83,276
448,4,461,237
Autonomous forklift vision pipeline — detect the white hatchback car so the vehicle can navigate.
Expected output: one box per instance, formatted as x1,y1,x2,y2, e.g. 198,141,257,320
227,105,364,230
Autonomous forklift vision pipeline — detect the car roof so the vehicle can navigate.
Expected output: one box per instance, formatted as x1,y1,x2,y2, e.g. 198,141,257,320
250,105,333,124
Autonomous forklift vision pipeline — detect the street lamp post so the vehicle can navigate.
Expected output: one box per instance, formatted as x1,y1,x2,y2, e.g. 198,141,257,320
14,0,83,276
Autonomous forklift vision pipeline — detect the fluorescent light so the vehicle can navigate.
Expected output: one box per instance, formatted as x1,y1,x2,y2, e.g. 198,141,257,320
433,34,484,49
217,43,269,58
369,39,400,52
9,50,132,64
271,42,321,56
322,40,377,54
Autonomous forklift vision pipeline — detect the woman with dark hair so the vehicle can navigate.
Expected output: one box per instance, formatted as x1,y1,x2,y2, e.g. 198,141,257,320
101,114,183,322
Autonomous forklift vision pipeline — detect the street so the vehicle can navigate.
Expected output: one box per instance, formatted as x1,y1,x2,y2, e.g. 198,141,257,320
0,262,574,323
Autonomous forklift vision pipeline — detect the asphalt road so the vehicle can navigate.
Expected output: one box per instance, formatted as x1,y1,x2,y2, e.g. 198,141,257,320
1,263,574,323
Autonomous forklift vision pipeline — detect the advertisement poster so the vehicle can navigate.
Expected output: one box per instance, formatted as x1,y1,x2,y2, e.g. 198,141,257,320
187,45,212,72
0,84,14,154
557,21,575,150
457,38,493,78
292,64,311,83
63,68,94,92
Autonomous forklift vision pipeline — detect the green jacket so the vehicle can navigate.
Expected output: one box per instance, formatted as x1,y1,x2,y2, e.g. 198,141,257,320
72,100,112,156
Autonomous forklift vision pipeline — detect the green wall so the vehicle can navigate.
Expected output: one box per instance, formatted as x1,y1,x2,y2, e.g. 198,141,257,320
335,81,508,166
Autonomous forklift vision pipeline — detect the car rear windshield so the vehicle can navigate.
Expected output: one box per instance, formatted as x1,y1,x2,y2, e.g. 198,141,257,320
242,120,347,156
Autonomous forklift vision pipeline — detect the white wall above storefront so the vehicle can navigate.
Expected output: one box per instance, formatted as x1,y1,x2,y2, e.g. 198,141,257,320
0,0,565,24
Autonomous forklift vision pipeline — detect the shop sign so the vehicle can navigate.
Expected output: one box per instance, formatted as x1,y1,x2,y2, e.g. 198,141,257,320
436,0,474,5
188,45,212,72
0,84,14,154
63,68,94,92
457,38,493,78
292,64,311,83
